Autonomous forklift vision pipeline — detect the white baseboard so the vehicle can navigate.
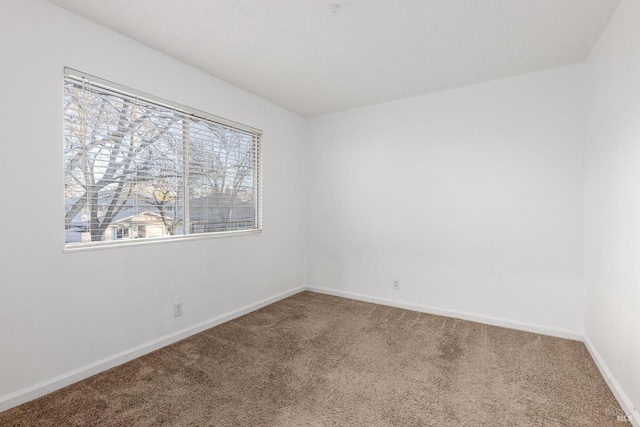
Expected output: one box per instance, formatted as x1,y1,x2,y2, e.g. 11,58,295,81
305,286,583,341
0,286,306,413
583,335,639,427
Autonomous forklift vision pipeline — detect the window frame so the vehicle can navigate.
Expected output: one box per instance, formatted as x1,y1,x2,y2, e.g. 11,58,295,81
63,67,263,252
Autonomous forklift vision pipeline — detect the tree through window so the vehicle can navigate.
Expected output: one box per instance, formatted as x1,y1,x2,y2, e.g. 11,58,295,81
63,68,262,248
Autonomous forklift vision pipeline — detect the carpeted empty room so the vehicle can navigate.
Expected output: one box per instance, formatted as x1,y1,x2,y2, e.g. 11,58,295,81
0,292,626,426
2,0,640,426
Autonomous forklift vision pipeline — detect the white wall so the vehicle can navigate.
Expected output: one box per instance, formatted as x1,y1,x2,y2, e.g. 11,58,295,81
584,0,640,418
0,0,306,404
306,65,585,334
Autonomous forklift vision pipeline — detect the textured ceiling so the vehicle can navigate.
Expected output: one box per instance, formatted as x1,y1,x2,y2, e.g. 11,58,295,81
47,0,620,117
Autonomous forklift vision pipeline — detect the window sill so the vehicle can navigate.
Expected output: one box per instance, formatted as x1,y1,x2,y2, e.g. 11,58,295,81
64,228,262,253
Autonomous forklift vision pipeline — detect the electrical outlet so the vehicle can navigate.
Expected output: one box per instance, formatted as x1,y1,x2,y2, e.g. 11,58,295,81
393,280,400,290
174,302,183,317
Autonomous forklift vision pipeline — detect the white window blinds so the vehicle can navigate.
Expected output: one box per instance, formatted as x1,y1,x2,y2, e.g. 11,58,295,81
63,68,262,248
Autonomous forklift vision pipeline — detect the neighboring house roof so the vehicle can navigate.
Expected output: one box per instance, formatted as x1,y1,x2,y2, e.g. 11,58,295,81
115,211,172,224
114,211,170,226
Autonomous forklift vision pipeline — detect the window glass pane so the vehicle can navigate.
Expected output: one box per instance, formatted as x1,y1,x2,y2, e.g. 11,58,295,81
187,119,256,233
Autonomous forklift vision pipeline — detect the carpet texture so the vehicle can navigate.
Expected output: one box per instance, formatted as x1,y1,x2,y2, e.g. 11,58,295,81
0,291,628,426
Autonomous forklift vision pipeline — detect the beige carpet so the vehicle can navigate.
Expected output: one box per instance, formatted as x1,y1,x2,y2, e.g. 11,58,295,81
0,291,627,426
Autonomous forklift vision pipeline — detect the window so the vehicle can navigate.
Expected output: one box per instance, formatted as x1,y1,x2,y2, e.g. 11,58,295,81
63,68,262,249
